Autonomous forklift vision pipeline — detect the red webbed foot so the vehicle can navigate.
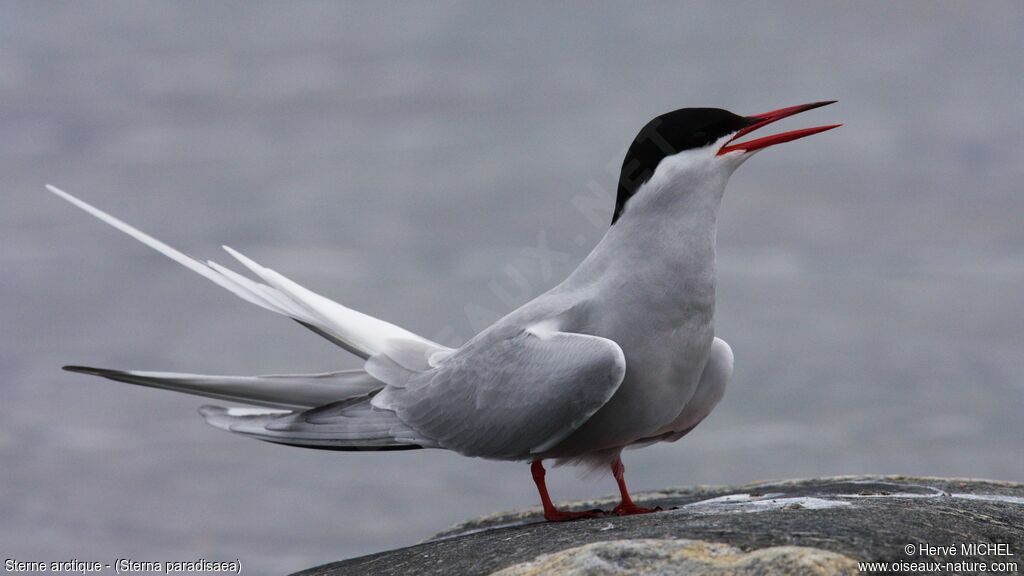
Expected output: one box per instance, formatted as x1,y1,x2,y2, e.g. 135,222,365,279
612,502,662,516
609,457,663,516
532,460,609,522
543,508,607,522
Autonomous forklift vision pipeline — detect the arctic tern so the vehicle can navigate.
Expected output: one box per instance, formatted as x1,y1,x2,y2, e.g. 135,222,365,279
50,100,839,521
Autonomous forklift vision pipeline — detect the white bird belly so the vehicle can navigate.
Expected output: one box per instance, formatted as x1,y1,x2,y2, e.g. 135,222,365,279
544,323,714,458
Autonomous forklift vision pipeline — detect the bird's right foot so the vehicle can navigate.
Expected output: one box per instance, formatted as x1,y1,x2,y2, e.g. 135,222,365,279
612,502,662,516
543,508,606,522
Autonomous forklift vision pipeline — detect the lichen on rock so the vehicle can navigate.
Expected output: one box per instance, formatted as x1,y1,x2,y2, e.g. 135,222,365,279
490,539,858,576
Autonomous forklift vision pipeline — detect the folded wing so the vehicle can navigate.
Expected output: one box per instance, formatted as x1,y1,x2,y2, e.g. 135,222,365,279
199,399,436,451
369,325,627,460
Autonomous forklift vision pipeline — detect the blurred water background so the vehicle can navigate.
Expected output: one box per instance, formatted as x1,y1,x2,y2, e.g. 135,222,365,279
2,2,1022,574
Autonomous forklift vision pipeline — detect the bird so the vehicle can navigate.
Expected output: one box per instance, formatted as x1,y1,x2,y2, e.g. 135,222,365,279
49,101,839,522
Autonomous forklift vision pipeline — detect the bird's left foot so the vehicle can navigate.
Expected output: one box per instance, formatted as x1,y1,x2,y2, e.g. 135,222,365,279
612,503,662,516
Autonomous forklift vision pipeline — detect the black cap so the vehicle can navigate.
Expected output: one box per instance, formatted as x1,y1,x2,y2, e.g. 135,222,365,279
612,108,753,224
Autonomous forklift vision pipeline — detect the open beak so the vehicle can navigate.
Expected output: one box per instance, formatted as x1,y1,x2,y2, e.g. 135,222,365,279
717,100,841,156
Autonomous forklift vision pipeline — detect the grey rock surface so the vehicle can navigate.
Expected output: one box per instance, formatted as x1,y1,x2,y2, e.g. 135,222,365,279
295,476,1024,576
490,539,858,575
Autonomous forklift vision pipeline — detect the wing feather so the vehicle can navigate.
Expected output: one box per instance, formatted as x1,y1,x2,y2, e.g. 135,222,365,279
63,365,382,409
371,325,626,459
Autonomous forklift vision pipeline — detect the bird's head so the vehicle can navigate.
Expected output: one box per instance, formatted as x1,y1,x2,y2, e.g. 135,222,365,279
612,101,840,224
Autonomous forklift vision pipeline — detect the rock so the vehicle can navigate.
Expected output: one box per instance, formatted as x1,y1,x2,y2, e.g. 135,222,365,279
490,539,858,575
294,476,1024,576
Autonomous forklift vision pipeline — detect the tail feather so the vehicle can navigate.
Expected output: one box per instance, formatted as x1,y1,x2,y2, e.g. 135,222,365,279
63,365,382,410
49,184,451,452
46,184,451,361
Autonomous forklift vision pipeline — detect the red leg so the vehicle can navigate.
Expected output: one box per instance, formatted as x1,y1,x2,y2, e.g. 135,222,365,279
531,460,605,522
611,457,661,516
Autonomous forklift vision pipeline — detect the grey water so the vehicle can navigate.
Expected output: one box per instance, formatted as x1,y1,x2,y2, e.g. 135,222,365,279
2,2,1022,574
